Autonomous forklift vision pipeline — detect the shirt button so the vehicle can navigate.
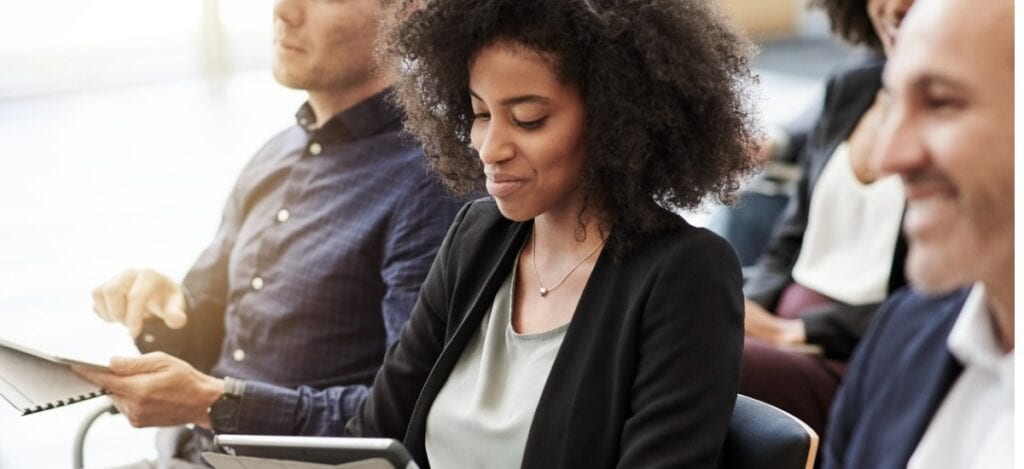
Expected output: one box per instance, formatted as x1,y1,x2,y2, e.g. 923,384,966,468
232,349,246,362
251,276,264,291
308,142,322,155
142,334,155,344
276,208,290,223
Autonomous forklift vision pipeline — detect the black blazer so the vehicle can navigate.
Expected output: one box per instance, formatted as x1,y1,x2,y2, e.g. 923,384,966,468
347,199,745,468
822,287,968,469
744,57,908,360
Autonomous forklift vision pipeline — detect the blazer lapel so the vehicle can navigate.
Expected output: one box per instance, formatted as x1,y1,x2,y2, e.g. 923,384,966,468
403,219,533,460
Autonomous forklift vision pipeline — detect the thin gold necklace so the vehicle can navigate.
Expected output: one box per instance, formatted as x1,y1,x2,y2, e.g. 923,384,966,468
531,227,605,298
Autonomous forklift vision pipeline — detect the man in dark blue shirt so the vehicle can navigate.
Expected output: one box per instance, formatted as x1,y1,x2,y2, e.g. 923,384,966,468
76,0,461,462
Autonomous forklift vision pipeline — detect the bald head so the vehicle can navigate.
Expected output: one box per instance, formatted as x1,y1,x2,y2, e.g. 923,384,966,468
896,0,1013,69
872,0,1014,319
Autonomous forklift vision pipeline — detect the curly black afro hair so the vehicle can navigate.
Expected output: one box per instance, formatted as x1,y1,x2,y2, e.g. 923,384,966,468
811,0,884,51
380,0,760,256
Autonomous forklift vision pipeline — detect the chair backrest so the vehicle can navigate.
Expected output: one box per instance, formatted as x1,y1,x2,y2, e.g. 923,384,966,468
718,394,819,469
73,402,120,469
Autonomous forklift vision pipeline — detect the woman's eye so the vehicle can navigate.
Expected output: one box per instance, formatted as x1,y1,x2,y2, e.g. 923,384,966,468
514,117,546,130
473,112,491,122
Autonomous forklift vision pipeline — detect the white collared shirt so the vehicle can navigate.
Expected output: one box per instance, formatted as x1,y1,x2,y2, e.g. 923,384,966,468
908,284,1014,469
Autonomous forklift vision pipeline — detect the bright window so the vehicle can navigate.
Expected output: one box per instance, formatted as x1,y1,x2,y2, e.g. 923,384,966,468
0,0,273,99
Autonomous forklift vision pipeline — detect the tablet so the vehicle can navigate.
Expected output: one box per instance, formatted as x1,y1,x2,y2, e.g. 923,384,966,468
214,434,417,469
0,336,112,369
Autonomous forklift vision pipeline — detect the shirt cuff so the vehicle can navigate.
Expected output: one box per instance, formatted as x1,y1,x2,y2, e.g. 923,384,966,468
235,381,301,435
235,381,370,435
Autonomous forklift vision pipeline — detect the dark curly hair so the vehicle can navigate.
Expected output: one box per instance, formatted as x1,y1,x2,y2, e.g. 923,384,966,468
811,0,883,51
380,0,760,256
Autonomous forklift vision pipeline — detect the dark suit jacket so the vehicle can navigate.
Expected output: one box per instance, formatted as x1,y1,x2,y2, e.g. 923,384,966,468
822,287,969,469
347,199,745,468
744,57,908,359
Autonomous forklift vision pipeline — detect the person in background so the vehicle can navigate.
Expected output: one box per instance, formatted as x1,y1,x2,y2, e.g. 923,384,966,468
75,0,461,465
707,102,815,267
708,42,881,267
740,0,914,437
823,0,1013,466
344,0,758,467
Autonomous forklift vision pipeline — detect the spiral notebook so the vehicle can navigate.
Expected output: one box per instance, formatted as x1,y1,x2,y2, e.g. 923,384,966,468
0,336,109,415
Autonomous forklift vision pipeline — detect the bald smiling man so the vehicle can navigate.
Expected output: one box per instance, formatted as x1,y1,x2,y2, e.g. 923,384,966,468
821,0,1014,467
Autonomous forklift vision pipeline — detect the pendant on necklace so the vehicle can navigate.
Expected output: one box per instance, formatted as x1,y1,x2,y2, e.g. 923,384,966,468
539,288,549,297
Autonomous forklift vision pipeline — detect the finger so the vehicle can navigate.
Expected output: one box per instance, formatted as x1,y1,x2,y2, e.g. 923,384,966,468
92,272,129,321
144,300,163,329
125,271,158,338
91,284,111,321
107,395,128,413
106,395,146,428
110,353,167,376
131,270,185,334
143,297,187,330
102,270,137,325
159,293,188,329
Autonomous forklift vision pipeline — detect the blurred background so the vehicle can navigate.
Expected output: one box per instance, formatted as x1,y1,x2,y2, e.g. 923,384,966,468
0,0,853,467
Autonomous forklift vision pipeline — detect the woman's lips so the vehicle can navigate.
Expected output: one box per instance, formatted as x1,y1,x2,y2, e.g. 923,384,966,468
486,176,527,198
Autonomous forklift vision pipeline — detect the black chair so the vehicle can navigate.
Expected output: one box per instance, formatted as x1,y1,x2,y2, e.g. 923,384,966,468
719,394,819,469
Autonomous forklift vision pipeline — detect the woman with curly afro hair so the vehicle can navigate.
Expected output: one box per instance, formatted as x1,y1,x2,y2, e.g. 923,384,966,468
346,0,758,466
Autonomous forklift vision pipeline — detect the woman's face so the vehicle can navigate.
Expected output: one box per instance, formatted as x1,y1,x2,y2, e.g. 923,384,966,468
468,42,588,222
867,0,914,56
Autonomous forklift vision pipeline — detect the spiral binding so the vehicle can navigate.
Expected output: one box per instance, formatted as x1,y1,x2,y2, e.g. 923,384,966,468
23,389,108,415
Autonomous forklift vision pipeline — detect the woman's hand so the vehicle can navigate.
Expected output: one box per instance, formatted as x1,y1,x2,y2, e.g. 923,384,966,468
744,298,807,346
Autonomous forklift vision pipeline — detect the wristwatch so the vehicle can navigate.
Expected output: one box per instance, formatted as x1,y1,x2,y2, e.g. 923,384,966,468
209,376,245,434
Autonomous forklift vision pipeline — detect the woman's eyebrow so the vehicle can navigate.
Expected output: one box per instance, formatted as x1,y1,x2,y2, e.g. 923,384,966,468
469,89,551,107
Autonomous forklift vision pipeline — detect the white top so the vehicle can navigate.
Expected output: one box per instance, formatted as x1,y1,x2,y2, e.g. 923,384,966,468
909,284,1014,469
424,261,568,469
791,143,905,304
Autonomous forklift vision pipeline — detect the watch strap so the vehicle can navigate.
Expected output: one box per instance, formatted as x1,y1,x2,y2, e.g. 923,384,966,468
223,376,247,397
209,376,245,434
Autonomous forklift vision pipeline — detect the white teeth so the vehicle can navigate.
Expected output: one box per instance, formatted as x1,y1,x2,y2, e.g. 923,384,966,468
905,195,956,236
909,196,953,215
912,197,943,209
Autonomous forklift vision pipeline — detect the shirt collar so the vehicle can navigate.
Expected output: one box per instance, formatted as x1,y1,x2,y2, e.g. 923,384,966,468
947,283,1015,393
293,89,402,144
